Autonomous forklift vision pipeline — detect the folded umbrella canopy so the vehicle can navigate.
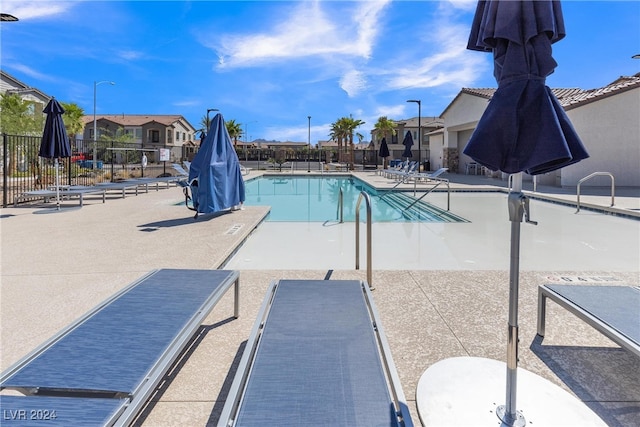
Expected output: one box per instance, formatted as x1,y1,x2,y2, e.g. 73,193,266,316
378,137,390,169
39,98,71,210
464,0,588,175
187,113,245,217
401,131,413,159
378,137,390,159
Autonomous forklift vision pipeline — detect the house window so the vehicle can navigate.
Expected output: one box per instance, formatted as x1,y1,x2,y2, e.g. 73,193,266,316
149,130,160,143
182,133,186,141
176,131,179,141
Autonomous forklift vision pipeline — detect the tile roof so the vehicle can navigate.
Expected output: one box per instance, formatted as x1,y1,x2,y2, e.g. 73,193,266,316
561,73,640,110
457,73,640,111
82,114,190,127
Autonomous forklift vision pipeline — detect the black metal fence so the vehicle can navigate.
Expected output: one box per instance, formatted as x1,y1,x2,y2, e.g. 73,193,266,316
2,133,382,207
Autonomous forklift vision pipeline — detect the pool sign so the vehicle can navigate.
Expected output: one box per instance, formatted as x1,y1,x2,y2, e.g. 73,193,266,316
159,148,170,162
543,275,621,283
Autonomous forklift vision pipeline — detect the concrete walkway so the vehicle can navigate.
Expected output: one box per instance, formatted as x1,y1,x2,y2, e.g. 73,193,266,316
1,172,638,426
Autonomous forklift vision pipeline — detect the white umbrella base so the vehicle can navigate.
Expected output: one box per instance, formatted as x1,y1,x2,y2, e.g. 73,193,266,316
416,356,606,427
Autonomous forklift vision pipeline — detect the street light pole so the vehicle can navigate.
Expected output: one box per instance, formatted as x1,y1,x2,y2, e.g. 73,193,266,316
407,99,421,170
307,116,311,172
206,108,219,128
93,80,115,169
243,121,257,163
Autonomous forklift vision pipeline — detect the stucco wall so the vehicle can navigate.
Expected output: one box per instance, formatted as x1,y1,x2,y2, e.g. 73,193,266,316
564,87,640,187
441,86,639,187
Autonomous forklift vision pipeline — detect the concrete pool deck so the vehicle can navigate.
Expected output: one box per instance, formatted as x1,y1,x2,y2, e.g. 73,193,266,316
1,171,638,426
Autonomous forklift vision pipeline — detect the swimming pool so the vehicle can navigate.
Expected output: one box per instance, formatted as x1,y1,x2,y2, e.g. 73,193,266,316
243,176,467,223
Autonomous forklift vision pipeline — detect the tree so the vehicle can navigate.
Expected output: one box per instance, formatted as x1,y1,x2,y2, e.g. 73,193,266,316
0,93,41,135
0,93,44,175
199,114,211,136
329,119,348,163
98,127,136,163
60,102,85,139
225,119,243,148
373,116,396,169
341,116,365,170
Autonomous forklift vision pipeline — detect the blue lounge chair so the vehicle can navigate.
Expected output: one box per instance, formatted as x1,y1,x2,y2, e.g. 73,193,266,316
0,269,240,426
537,284,640,358
406,167,449,183
383,160,410,179
218,279,413,427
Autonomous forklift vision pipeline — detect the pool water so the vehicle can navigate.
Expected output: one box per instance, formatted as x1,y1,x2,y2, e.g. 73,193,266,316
243,176,467,223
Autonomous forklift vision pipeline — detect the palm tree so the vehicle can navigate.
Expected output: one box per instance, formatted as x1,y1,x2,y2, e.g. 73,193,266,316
329,118,351,164
341,116,365,170
199,115,211,137
225,119,243,148
60,102,85,140
373,116,396,169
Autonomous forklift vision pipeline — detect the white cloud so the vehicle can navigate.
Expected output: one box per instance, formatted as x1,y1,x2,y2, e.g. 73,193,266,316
386,22,487,90
374,104,407,119
8,63,54,82
173,99,200,108
1,1,77,20
213,0,391,69
117,50,144,61
340,70,367,97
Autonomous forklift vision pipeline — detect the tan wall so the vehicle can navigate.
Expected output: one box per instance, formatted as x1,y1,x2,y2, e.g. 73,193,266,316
564,87,640,187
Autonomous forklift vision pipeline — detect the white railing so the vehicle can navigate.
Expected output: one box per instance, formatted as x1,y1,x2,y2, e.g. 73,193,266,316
576,172,615,213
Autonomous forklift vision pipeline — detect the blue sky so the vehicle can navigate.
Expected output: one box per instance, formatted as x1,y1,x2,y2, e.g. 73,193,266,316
1,1,639,144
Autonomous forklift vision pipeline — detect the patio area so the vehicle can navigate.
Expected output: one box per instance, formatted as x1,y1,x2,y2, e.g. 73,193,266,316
1,171,638,426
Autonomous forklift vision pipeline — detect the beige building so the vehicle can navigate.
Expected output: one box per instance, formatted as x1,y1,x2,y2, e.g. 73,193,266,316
81,114,197,163
438,73,640,187
0,69,51,123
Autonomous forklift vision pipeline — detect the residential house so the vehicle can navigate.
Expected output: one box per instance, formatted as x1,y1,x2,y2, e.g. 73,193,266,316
0,69,51,123
81,114,197,163
439,73,640,186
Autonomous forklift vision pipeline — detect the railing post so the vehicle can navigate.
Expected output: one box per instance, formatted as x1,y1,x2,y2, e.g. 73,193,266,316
355,191,373,289
2,133,7,207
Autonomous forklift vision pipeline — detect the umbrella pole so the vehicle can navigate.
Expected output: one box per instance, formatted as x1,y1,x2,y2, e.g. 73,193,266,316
55,158,61,210
498,173,536,427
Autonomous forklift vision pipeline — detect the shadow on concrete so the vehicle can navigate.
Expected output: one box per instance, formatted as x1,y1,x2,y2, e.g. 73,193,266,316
138,211,231,229
132,316,239,426
530,335,640,427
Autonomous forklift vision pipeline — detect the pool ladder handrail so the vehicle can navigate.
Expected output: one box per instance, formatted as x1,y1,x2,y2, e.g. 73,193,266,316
576,172,615,213
355,191,373,289
410,177,450,211
337,188,344,223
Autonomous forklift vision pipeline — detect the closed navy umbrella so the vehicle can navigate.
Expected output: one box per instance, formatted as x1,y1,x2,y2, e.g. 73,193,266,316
463,1,589,425
401,131,413,159
378,137,390,168
39,98,71,210
464,0,588,175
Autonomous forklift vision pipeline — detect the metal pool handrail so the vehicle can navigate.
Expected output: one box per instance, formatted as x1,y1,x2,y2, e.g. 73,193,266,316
355,191,373,289
337,188,344,223
576,172,615,213
412,178,450,211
